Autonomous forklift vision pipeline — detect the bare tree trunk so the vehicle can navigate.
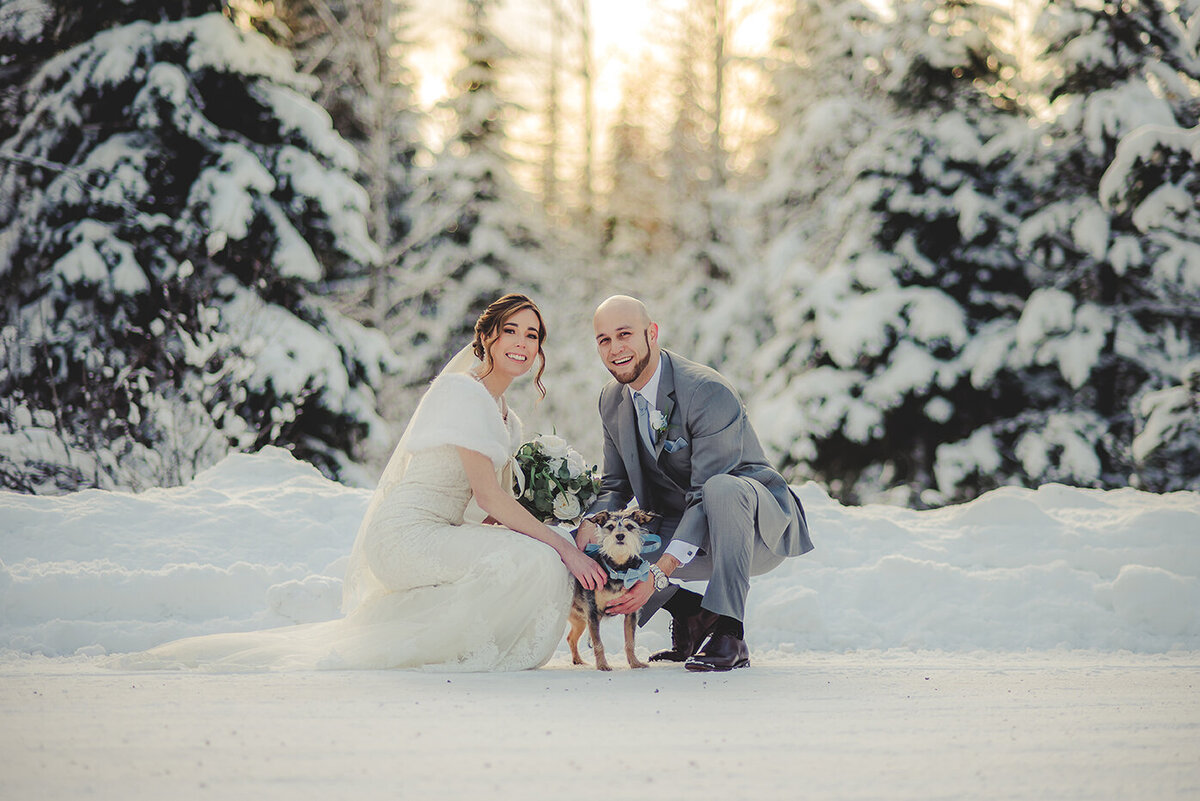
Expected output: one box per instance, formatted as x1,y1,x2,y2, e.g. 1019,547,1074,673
544,0,562,218
712,0,726,188
365,0,392,323
268,0,419,322
576,0,595,223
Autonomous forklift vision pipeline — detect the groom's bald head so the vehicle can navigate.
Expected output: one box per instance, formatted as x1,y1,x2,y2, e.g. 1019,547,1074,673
593,295,651,329
594,295,660,389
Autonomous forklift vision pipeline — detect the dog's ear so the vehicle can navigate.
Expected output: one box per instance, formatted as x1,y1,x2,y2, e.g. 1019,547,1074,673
629,509,659,526
587,511,610,527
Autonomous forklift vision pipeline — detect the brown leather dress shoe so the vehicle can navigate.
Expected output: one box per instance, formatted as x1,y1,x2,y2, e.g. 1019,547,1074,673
684,633,750,672
649,609,720,663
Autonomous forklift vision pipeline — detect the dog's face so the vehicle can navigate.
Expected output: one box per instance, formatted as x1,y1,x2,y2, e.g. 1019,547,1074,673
587,510,657,565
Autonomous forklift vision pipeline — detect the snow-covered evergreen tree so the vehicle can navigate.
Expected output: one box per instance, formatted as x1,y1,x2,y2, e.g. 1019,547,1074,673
2,1,212,140
656,0,780,388
692,0,889,390
749,0,1032,504
385,0,549,385
0,4,393,492
0,0,51,143
994,0,1200,493
1097,122,1200,491
660,0,736,286
600,67,670,276
751,0,886,248
747,0,1200,503
251,0,423,318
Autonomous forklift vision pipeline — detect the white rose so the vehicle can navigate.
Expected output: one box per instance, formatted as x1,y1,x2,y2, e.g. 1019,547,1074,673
547,457,564,475
565,450,586,479
535,434,569,459
649,409,667,432
552,492,581,521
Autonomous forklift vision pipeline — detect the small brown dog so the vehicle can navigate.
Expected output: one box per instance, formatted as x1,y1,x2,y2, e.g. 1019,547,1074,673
567,509,658,671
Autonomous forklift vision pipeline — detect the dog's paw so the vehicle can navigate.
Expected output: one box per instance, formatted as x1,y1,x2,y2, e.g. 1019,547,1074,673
630,659,649,669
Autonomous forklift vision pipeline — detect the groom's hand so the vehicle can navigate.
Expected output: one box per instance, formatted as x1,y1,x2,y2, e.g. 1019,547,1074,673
606,578,653,616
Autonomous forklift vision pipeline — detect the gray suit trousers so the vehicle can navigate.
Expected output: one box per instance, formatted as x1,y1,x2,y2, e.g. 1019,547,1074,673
641,474,785,624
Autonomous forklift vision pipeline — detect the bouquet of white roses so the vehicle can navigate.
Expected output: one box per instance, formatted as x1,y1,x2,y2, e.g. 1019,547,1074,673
513,434,601,523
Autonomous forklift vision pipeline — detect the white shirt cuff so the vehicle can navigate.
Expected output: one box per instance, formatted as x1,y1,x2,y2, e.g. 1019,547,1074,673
664,539,698,566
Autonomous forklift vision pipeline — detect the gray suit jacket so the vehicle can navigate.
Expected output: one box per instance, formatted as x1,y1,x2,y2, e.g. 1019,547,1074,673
590,350,812,558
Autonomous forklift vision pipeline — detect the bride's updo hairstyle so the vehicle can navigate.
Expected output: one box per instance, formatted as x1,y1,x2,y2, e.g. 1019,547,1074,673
472,293,548,398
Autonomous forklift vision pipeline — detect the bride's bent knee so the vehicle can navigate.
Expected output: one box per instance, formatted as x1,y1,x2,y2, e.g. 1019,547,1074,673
518,533,571,574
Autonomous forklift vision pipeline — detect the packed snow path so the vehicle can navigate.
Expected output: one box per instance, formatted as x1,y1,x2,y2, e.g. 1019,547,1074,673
2,652,1197,800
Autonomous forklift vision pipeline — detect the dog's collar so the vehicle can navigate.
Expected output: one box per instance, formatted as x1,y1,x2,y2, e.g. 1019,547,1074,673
583,546,653,589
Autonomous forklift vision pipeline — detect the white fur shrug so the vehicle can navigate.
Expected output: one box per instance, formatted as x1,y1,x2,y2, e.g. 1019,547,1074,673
403,373,521,469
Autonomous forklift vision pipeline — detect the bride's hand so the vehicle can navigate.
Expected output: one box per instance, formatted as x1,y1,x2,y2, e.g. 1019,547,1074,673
575,519,599,550
559,544,607,591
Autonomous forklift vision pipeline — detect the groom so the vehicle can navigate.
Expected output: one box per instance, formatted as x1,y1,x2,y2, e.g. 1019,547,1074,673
578,295,813,671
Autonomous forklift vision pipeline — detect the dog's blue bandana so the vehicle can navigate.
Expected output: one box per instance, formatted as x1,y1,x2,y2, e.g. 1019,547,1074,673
592,555,651,589
584,534,662,588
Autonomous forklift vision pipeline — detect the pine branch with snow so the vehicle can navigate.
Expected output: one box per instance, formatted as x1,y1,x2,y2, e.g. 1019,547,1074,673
746,0,1034,505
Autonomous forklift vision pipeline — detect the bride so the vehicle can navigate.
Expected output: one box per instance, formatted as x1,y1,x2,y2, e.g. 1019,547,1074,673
114,293,606,672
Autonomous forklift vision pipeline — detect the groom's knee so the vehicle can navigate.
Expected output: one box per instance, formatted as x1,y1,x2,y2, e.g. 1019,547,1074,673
703,474,755,515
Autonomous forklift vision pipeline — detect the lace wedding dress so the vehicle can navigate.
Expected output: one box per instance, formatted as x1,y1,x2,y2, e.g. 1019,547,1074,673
112,366,574,672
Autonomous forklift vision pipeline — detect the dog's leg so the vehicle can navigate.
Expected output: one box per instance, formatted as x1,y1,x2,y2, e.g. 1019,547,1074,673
587,610,610,671
567,610,587,666
624,613,648,669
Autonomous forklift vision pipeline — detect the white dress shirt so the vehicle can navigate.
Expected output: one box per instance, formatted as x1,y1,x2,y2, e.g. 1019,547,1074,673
627,354,663,412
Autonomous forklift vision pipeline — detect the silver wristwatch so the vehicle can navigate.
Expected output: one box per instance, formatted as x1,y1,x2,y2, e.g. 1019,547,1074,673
648,563,669,591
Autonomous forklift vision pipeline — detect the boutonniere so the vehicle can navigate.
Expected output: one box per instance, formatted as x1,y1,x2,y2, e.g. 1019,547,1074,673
656,398,688,453
648,409,667,444
651,397,674,445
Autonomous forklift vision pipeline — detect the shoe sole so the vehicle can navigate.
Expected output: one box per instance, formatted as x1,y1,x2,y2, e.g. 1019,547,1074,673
684,659,750,672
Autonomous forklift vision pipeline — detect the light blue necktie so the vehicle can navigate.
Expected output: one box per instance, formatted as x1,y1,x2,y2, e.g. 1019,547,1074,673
633,392,656,452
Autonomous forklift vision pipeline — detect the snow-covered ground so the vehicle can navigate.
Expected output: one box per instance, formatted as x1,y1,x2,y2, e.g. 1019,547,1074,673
2,652,1197,800
2,447,1198,799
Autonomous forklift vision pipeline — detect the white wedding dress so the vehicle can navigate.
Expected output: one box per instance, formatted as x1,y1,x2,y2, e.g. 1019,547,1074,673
112,365,574,672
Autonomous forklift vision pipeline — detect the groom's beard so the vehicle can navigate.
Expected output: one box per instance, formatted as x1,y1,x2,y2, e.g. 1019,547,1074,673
609,332,652,385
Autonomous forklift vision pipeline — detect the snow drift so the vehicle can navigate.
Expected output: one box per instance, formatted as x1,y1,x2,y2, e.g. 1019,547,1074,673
1,446,1197,660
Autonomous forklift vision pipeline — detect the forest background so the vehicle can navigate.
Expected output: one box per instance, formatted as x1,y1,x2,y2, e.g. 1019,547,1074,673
1,0,1198,508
